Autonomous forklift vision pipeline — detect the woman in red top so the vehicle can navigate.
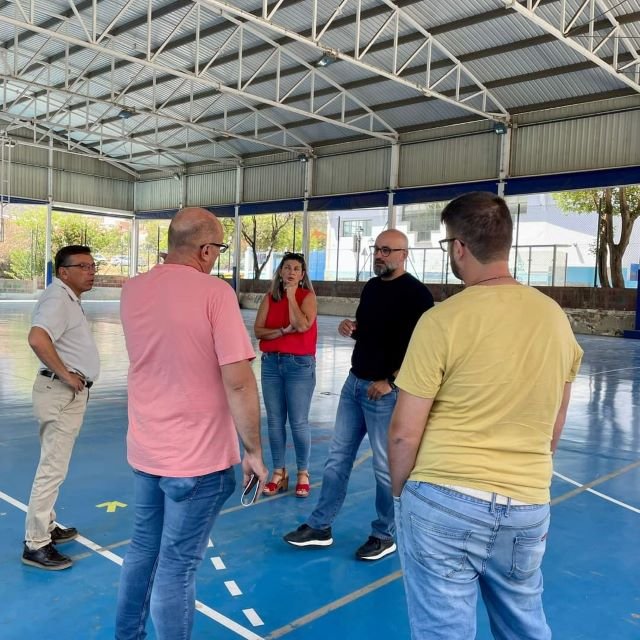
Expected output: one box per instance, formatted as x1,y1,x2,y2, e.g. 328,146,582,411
254,252,318,498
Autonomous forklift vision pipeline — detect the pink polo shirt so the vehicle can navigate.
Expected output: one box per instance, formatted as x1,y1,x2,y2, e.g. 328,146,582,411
120,264,255,477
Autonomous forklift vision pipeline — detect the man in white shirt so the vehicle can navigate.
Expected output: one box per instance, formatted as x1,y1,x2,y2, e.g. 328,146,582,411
23,245,100,570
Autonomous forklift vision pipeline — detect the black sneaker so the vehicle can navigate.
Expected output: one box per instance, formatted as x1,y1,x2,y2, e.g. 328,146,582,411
51,525,78,545
283,524,333,547
22,542,73,570
355,536,397,561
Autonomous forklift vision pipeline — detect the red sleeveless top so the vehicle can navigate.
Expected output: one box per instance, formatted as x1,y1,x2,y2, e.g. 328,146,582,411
259,288,317,356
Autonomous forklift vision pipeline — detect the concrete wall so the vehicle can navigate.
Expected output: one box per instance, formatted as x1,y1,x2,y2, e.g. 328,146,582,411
238,280,637,337
1,276,635,336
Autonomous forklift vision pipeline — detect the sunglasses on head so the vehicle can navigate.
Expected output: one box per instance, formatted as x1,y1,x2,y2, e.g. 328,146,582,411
283,251,304,260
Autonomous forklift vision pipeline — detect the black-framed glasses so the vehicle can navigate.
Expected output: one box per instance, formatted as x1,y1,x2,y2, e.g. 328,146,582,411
240,474,260,507
370,245,405,257
438,238,464,252
200,241,229,254
62,262,98,272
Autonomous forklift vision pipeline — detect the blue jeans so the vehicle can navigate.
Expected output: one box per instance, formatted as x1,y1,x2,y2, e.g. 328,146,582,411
115,468,235,640
396,482,552,640
307,371,397,540
261,353,316,470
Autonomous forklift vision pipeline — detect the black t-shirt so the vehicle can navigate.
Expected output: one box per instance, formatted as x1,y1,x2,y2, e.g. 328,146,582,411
351,273,434,380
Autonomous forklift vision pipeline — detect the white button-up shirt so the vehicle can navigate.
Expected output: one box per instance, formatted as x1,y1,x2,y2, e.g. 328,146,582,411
31,278,100,381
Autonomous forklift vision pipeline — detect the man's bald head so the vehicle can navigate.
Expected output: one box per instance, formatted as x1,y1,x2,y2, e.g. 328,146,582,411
168,207,223,252
375,228,409,250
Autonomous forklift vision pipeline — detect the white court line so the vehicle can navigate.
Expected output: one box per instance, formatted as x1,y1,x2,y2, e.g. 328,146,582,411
196,602,263,639
211,556,226,570
243,609,265,627
590,366,640,374
0,489,264,640
225,580,243,596
553,471,640,514
208,538,214,548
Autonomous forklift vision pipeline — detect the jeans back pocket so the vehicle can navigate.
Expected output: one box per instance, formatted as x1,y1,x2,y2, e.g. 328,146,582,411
510,534,547,580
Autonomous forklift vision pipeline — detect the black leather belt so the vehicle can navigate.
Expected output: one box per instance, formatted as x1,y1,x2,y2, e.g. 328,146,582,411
40,369,93,389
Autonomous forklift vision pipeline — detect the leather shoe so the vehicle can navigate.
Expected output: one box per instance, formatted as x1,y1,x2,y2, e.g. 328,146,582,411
51,525,78,545
22,542,72,570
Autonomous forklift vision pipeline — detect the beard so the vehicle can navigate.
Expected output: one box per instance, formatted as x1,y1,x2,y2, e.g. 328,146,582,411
374,260,396,277
449,254,463,281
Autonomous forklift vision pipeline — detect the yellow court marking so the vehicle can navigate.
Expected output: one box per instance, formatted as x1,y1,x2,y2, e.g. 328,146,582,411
551,458,640,506
266,570,403,639
96,500,127,512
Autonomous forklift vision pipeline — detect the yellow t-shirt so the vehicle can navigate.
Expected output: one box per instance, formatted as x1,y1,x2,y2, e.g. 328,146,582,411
396,285,583,504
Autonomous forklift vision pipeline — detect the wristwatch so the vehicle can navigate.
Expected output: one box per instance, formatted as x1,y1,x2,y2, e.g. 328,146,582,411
388,375,397,390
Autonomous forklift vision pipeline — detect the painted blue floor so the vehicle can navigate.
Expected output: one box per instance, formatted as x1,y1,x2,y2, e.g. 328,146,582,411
0,300,639,639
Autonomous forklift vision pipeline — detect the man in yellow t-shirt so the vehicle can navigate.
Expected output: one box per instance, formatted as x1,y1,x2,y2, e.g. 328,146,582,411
389,191,583,640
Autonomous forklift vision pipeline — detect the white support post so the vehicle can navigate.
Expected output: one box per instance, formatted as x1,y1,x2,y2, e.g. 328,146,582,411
497,126,512,198
130,217,139,277
45,137,53,286
178,170,187,209
233,164,243,293
302,157,313,258
388,143,399,228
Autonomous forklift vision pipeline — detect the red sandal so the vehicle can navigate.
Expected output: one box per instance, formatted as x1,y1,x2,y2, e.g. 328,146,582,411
263,469,289,496
295,471,310,498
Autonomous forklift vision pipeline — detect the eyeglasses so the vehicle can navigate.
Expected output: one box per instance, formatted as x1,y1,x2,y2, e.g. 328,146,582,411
438,238,464,252
370,245,406,257
283,252,304,260
240,474,260,507
62,262,98,272
200,241,229,254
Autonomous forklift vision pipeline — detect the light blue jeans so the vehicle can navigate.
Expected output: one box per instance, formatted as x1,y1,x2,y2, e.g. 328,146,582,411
261,352,316,471
396,482,552,640
115,467,235,640
307,371,397,540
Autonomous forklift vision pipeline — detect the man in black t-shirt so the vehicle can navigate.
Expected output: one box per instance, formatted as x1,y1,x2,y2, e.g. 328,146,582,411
284,229,434,560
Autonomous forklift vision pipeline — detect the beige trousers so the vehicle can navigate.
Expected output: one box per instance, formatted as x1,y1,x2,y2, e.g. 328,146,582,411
25,374,88,550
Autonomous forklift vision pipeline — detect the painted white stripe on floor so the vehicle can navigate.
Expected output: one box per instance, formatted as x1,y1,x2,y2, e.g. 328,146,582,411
196,602,263,640
207,538,214,548
0,489,263,640
0,490,28,512
592,366,640,374
211,556,226,570
243,608,264,627
553,471,640,514
225,580,242,596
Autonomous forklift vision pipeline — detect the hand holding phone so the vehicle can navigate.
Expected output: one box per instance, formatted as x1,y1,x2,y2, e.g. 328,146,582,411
241,474,260,506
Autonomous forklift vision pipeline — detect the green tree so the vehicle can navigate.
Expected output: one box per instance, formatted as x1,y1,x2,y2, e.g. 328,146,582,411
3,206,126,279
554,187,640,288
241,213,295,278
238,212,327,278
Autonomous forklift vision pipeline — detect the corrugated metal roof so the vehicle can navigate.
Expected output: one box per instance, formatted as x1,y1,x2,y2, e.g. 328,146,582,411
1,0,639,173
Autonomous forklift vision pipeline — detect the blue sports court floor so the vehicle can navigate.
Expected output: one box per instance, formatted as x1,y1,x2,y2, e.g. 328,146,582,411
0,300,638,639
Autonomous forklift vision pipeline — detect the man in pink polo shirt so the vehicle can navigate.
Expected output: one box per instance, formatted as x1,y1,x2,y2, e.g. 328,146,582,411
115,207,267,640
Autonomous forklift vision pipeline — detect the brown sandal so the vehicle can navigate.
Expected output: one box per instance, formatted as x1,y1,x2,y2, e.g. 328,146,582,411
263,469,289,496
295,471,310,498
